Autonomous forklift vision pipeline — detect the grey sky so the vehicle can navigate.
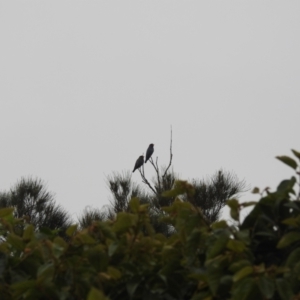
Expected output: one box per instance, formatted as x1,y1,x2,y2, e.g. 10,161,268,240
1,1,299,220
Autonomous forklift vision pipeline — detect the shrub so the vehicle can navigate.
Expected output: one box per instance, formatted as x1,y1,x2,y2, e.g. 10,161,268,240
0,150,300,299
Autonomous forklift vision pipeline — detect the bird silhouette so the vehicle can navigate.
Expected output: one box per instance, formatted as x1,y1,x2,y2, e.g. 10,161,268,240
145,144,154,163
132,155,144,172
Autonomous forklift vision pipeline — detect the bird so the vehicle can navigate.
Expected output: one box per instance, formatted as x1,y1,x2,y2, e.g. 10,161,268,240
132,155,144,172
145,144,154,163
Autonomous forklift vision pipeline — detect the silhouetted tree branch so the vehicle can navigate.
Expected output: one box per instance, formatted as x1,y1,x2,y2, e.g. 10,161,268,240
138,166,158,196
187,170,247,223
163,126,173,178
0,177,71,232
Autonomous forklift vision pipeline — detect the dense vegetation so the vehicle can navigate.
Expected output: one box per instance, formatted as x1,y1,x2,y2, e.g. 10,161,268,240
0,135,246,234
0,150,300,299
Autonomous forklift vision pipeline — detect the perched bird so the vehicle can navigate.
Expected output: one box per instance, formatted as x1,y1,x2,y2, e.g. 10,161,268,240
145,144,154,163
132,155,144,172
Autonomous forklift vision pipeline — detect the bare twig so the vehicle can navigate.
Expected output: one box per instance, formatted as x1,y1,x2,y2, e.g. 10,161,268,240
163,127,173,178
156,157,161,191
155,157,160,175
149,157,158,173
138,168,158,196
150,157,161,192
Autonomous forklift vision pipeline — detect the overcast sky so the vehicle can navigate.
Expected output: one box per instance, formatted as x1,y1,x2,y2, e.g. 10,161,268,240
1,1,299,221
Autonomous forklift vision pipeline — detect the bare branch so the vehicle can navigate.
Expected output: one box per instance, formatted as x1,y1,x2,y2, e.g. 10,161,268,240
155,157,161,191
149,157,158,173
137,127,173,196
138,168,158,196
163,126,173,178
155,157,160,174
150,157,161,192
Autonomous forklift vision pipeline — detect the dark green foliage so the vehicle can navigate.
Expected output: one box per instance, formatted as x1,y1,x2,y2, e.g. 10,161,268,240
0,178,71,233
78,207,108,229
95,168,245,236
188,170,246,223
106,171,149,214
1,150,300,299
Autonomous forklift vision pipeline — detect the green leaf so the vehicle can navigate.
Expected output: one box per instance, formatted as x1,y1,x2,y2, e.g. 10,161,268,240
258,276,275,299
227,199,239,209
138,203,149,213
235,230,250,245
227,199,239,221
218,275,233,295
107,266,122,279
87,288,109,300
276,155,298,170
276,177,296,195
276,278,293,300
229,260,251,273
0,207,14,218
37,263,54,284
52,244,64,258
233,266,253,282
206,230,230,259
206,262,223,296
277,231,300,248
232,278,255,300
39,227,55,238
129,197,140,213
12,280,36,298
66,224,77,237
251,187,260,194
53,237,67,250
108,241,119,257
291,149,300,160
126,279,140,299
211,220,228,229
7,234,25,251
226,240,246,253
77,233,96,244
113,212,138,233
284,201,300,211
23,225,34,241
162,245,179,262
162,180,195,198
281,216,300,227
87,245,108,271
96,222,116,240
186,228,202,257
285,248,300,267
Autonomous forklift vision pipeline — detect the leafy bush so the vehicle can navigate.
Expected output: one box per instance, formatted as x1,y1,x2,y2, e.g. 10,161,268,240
0,150,300,299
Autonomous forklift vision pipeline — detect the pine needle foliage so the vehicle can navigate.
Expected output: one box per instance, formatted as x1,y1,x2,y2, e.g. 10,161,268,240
0,178,71,232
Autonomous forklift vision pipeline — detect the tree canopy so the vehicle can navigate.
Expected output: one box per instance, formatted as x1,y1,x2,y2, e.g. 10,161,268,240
0,178,71,234
0,149,299,299
79,132,246,230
